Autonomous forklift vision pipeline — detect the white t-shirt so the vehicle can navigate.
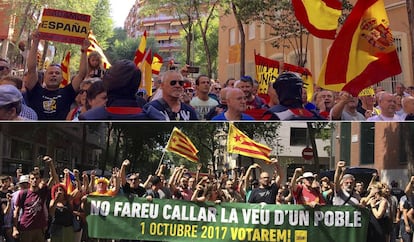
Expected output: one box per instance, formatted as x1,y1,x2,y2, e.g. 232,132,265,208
190,96,218,119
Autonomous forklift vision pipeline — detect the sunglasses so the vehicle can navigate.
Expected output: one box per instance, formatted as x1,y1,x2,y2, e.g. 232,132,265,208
79,89,88,94
185,89,194,93
170,80,184,86
0,66,8,71
215,88,221,91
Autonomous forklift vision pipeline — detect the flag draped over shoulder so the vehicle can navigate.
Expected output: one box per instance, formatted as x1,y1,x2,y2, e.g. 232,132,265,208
166,127,199,163
87,32,112,69
227,123,271,163
60,51,70,88
134,30,147,67
318,0,402,96
152,53,163,75
292,0,342,39
255,53,314,102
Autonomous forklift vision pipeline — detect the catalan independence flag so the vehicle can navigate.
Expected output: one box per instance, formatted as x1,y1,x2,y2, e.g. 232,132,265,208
292,0,342,39
60,51,70,88
318,0,402,96
64,171,75,194
227,123,271,163
166,127,199,163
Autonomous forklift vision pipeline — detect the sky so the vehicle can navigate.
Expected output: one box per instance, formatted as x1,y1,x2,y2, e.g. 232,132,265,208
109,0,135,27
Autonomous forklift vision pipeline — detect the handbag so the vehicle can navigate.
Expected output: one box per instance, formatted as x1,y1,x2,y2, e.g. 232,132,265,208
73,216,82,232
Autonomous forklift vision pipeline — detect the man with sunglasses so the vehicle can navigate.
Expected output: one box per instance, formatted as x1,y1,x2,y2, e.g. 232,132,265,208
144,70,198,120
0,58,11,79
24,31,89,120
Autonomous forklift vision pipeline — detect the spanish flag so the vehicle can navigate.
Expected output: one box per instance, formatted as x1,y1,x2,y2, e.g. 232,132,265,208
134,30,147,67
166,127,199,163
318,0,402,96
227,123,271,163
87,31,112,69
292,0,342,39
60,51,70,88
152,53,163,75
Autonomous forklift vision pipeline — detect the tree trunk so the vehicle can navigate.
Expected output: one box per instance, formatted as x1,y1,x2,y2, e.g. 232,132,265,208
186,20,193,65
102,123,113,176
232,4,245,77
307,122,320,172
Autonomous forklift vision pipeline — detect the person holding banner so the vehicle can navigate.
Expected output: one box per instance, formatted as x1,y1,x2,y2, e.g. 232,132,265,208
291,168,325,207
24,31,90,120
248,163,281,204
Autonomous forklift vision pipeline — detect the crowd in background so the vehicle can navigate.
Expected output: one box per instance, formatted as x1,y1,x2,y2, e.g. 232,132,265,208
0,29,414,121
0,156,413,242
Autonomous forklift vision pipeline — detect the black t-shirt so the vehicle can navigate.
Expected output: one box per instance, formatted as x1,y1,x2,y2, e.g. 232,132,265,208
122,183,146,197
26,82,76,120
248,183,279,204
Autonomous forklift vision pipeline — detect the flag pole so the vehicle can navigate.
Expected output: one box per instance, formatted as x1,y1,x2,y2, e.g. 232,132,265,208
156,127,176,173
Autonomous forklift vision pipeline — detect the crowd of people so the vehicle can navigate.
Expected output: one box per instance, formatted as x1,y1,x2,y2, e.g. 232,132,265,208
0,155,412,242
1,30,414,121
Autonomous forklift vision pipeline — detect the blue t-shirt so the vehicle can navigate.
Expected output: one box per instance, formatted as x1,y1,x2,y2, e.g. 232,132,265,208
211,112,254,120
144,99,199,121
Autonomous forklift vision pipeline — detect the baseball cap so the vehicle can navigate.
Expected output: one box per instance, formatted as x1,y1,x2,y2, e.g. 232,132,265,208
0,85,22,106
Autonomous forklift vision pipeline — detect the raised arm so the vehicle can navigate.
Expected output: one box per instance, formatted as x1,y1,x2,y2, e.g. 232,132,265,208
24,31,40,91
405,176,414,194
334,161,346,193
44,156,59,187
119,159,130,186
71,39,90,92
291,168,303,193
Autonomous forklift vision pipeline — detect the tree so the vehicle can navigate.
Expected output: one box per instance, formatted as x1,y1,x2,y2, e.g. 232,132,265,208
221,0,268,77
90,0,113,49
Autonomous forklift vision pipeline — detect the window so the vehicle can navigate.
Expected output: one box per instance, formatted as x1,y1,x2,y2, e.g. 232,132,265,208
380,32,405,93
360,123,374,164
290,128,307,146
229,28,236,46
248,23,255,40
10,139,33,161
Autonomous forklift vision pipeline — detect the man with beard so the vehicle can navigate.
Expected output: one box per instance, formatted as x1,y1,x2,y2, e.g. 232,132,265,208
24,31,89,120
332,161,360,206
222,180,244,203
248,171,280,204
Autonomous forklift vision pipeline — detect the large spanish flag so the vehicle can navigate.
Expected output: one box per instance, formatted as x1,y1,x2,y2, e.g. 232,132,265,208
227,123,271,163
292,0,342,39
140,49,153,97
318,0,402,96
152,53,163,75
166,127,199,163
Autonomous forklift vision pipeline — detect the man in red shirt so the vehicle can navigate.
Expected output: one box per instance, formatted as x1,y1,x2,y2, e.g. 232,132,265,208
291,168,325,207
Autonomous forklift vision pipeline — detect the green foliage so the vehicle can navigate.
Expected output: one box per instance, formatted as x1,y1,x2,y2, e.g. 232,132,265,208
90,0,113,49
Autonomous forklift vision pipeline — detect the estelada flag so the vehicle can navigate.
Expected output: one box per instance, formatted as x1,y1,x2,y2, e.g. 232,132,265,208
134,30,147,67
166,127,199,163
60,51,70,88
87,31,112,69
227,123,271,163
152,53,163,75
292,0,342,39
64,171,75,194
318,0,402,96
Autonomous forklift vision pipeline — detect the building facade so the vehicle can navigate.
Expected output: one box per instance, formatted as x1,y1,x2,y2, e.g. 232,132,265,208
0,123,106,175
333,122,414,187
